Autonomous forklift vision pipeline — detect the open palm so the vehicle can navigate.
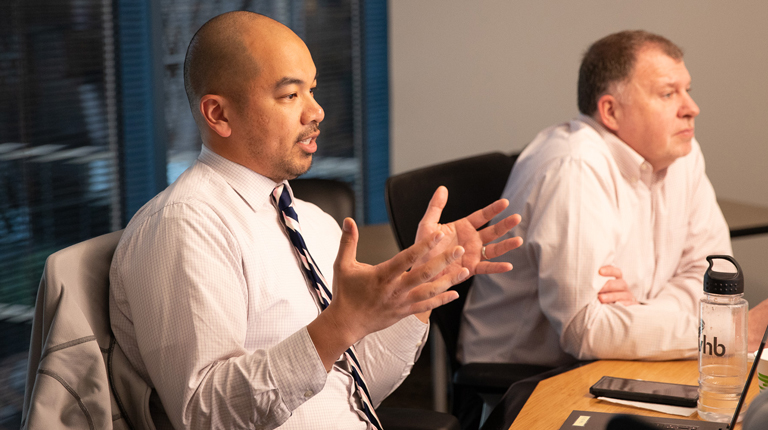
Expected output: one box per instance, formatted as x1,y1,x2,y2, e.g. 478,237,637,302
414,186,523,278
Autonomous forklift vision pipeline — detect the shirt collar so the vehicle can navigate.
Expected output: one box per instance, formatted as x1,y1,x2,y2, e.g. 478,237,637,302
578,114,664,187
197,144,286,212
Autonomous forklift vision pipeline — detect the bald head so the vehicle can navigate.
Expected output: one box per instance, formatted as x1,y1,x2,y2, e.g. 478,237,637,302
183,12,301,129
181,11,323,181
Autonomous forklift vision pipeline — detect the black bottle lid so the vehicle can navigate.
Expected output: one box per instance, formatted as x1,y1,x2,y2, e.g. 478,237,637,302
704,255,744,295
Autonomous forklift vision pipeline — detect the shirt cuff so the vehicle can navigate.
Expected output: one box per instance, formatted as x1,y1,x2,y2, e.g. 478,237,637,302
375,315,429,362
268,326,328,411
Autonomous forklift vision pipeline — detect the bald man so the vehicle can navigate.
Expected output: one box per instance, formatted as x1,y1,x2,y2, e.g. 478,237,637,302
109,11,522,430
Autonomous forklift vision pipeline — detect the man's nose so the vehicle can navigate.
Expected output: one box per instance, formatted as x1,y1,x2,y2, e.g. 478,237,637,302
302,96,325,125
680,92,700,118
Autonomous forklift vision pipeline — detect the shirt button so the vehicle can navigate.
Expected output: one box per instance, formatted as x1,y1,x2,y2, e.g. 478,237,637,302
416,341,423,347
304,390,314,398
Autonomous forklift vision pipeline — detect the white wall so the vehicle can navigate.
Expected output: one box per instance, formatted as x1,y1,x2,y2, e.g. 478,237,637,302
390,0,768,305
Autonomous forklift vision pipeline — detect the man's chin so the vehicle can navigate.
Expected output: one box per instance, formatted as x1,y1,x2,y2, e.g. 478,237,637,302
659,142,693,170
678,140,693,157
288,156,313,179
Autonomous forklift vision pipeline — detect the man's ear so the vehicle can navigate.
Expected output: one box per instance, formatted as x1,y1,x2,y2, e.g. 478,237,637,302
199,95,232,138
596,93,620,133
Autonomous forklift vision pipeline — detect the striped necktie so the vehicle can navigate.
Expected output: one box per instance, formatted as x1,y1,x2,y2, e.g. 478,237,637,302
271,183,383,430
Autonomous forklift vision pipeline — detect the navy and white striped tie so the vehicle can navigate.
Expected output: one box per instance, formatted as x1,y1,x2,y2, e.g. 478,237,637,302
272,183,383,430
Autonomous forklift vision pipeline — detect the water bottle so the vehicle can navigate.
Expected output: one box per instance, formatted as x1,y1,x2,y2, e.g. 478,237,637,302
698,255,748,422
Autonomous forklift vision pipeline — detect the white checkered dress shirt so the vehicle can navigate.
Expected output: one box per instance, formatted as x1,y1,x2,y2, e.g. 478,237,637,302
110,145,428,429
461,115,732,367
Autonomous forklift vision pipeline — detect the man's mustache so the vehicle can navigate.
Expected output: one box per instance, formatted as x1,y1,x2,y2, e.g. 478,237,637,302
297,123,320,142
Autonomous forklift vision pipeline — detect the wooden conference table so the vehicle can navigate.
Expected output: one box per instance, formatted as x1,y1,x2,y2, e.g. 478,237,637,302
508,359,760,430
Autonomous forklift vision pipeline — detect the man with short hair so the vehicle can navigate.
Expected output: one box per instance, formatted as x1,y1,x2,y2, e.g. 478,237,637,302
459,30,767,368
109,11,522,430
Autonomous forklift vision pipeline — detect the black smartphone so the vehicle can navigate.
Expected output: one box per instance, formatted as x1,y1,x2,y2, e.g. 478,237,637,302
589,376,698,408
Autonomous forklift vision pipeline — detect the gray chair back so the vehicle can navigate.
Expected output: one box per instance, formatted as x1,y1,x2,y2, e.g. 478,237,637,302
22,230,165,430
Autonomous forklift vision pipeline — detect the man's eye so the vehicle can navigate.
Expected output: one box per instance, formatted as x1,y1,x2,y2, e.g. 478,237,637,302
286,93,297,100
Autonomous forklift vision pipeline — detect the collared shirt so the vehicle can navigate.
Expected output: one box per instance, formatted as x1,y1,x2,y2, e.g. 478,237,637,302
459,116,731,367
110,145,428,429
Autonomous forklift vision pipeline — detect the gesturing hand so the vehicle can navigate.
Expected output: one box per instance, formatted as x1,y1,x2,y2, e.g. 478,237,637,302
597,265,638,306
414,186,523,280
309,217,470,370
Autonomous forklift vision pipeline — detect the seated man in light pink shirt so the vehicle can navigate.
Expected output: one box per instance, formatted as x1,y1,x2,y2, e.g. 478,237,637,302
460,30,768,369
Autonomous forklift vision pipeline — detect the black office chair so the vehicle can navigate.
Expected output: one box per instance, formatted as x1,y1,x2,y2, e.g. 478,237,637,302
385,153,552,429
289,177,460,430
290,178,356,227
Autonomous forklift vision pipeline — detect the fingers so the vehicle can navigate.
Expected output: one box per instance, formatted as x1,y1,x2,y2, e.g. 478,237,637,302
408,266,469,302
597,274,637,305
403,246,466,286
598,278,628,293
418,186,448,229
479,213,521,244
474,261,514,275
598,287,635,304
481,237,523,260
378,230,445,281
598,291,637,305
334,218,359,271
598,265,622,279
408,290,460,315
406,267,469,313
464,198,510,229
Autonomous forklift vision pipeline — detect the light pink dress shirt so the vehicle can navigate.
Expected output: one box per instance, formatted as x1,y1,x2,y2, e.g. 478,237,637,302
459,116,732,367
110,145,428,429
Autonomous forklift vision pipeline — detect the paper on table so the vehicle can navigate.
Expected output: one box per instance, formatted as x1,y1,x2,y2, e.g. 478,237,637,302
597,397,697,417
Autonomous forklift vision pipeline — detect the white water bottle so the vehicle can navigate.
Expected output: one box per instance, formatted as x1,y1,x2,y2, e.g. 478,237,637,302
698,255,748,422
